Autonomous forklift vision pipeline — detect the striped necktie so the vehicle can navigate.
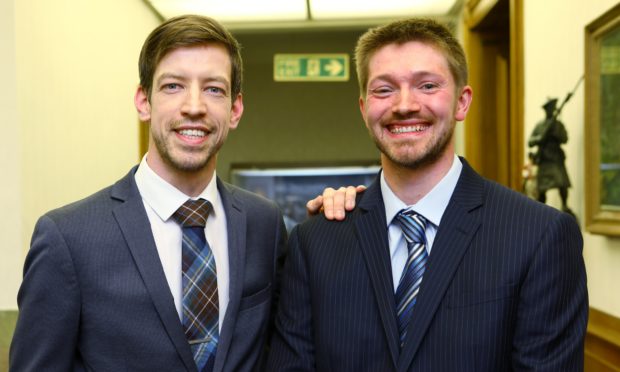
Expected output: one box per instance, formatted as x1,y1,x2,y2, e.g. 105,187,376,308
172,199,218,372
394,210,428,345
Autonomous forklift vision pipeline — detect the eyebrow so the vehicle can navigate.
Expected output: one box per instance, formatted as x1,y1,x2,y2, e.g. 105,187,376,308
155,73,231,89
155,73,185,86
369,71,446,85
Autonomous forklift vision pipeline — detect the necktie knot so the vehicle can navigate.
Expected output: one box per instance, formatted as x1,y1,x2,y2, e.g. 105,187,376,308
172,199,211,228
395,210,427,246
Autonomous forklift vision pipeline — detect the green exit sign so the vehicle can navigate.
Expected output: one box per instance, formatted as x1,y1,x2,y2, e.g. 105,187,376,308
274,54,349,82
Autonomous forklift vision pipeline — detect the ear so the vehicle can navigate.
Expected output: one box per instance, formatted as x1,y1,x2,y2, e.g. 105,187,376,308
134,86,151,122
229,93,244,130
359,96,370,129
454,85,473,122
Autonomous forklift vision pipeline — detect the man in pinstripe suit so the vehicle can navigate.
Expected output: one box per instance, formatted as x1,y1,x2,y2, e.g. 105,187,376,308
267,18,587,371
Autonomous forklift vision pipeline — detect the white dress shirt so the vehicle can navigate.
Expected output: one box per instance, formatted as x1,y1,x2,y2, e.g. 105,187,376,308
134,156,229,330
381,154,462,291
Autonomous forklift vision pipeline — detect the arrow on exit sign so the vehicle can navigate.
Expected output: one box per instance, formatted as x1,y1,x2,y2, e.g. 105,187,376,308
274,54,349,82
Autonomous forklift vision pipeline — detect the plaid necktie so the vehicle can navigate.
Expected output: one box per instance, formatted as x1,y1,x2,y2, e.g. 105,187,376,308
394,210,428,345
172,199,218,372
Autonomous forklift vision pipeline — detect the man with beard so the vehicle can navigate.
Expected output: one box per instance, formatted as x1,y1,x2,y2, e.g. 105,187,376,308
267,18,587,371
10,15,287,372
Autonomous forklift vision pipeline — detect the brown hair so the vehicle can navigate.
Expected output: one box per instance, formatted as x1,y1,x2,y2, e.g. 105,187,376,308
354,18,467,96
138,14,243,102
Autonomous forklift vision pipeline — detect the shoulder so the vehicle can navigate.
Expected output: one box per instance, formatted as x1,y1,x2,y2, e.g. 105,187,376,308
459,159,577,231
475,176,581,247
45,184,116,223
41,169,137,232
482,177,556,216
293,201,371,247
459,159,555,215
218,180,282,217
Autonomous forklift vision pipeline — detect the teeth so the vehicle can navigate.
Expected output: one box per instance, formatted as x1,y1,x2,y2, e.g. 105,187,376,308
390,125,426,134
178,129,206,138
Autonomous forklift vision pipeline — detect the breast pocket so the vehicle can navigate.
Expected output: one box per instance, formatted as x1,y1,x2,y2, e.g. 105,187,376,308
238,283,272,312
445,284,517,308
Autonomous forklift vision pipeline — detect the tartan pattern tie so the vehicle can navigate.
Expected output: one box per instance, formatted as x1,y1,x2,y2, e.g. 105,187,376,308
394,210,428,345
172,199,218,372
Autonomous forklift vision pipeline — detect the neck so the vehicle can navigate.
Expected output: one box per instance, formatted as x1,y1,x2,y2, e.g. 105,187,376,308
382,153,454,205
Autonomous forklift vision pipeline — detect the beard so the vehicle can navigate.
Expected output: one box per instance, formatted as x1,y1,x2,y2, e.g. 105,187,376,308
151,120,224,173
369,120,455,170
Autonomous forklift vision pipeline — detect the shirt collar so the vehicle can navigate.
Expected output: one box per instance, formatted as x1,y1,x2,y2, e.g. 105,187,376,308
134,154,219,222
381,154,462,227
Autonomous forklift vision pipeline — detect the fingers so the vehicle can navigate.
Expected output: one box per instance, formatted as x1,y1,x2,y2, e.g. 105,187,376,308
306,195,324,216
327,187,347,221
307,185,367,221
319,188,337,220
346,185,366,210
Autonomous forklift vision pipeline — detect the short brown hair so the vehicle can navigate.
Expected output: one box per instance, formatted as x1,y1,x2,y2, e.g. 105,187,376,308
355,18,467,96
138,14,243,102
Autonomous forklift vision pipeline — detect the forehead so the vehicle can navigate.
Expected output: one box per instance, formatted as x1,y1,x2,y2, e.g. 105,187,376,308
367,41,451,80
155,44,232,76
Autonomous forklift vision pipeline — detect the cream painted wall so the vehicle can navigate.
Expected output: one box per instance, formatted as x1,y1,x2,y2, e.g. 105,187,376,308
2,0,160,309
0,0,23,310
524,0,620,318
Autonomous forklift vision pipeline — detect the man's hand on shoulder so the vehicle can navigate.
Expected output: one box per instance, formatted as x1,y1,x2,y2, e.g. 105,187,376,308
306,185,366,221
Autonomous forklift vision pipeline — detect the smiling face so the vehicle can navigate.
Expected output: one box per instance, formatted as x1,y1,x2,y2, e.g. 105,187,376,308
135,43,243,190
360,41,471,173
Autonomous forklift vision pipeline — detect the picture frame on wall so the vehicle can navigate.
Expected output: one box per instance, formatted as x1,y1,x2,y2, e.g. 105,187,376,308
585,2,620,236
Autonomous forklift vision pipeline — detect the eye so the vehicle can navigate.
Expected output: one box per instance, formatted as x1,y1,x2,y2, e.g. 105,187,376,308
419,82,439,91
205,86,227,97
368,86,395,98
162,83,182,92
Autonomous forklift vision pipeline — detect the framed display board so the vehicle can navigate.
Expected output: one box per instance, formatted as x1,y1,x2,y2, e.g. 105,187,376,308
585,2,620,236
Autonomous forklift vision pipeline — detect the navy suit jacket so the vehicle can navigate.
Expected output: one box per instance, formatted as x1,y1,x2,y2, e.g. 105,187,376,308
10,167,287,372
267,159,587,371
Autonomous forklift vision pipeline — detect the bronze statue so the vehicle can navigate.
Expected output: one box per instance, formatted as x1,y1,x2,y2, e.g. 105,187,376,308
528,98,575,217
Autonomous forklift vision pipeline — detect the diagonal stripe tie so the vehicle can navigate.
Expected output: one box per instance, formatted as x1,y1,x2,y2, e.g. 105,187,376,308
172,199,218,372
394,209,428,346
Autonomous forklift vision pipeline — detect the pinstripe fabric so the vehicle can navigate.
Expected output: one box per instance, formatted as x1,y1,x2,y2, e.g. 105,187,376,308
394,211,428,344
267,159,587,372
172,199,218,372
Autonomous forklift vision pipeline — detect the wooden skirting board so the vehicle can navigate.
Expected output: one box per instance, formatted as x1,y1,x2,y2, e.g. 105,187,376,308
586,308,620,371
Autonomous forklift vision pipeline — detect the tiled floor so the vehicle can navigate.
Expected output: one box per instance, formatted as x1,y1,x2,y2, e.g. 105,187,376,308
0,311,17,372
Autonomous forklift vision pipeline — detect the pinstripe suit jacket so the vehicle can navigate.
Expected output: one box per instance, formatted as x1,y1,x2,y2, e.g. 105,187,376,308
10,167,287,372
267,159,587,372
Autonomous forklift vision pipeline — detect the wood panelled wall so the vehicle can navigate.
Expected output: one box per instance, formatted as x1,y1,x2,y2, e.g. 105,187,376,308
586,308,620,371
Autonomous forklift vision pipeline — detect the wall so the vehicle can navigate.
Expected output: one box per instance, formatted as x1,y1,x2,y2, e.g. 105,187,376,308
0,0,22,311
218,28,380,181
1,0,160,311
524,0,620,318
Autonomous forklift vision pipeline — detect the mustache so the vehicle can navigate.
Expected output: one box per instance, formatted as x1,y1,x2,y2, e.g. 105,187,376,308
170,119,210,128
386,112,431,122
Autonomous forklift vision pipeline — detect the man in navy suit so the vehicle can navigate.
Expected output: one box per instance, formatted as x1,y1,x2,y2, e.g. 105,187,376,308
267,18,588,371
11,15,287,371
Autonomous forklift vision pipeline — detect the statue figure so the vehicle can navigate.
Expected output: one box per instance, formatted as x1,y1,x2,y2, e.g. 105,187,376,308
522,151,538,201
528,98,575,217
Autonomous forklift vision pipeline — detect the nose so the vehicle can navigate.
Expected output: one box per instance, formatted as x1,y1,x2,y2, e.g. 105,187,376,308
181,85,207,118
393,88,421,116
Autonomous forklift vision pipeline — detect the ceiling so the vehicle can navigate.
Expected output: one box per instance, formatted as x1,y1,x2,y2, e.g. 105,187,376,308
143,0,462,30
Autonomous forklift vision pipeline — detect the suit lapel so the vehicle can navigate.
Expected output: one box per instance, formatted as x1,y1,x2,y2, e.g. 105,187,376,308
397,160,484,371
354,179,400,369
213,179,246,372
111,168,197,372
